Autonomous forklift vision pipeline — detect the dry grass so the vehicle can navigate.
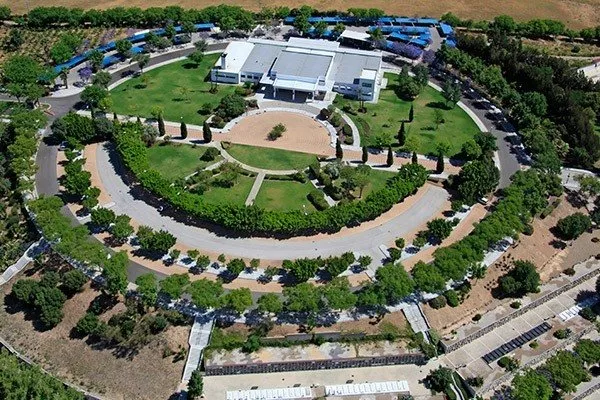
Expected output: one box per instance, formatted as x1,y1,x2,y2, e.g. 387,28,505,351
4,0,600,29
0,275,190,400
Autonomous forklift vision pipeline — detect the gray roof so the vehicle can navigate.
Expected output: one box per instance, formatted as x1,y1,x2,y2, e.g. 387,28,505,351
271,50,332,80
331,52,381,84
240,44,280,74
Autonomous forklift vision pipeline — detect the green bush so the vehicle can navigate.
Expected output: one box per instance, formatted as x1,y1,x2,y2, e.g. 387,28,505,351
429,295,447,309
556,213,592,240
307,190,329,211
200,147,220,161
444,289,459,307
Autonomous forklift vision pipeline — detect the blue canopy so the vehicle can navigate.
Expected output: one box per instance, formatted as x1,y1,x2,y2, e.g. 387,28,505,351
439,23,454,36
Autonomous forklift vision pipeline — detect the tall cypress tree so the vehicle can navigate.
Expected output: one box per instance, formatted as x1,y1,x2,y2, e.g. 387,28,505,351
408,104,414,122
113,112,118,121
386,146,394,167
136,116,141,125
412,151,418,164
180,121,188,139
336,139,343,160
157,115,166,137
436,152,444,173
202,121,212,143
362,146,369,163
398,122,406,146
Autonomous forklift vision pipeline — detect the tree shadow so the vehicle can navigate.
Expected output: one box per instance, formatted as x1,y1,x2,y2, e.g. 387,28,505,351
182,62,199,70
425,101,451,110
133,84,147,90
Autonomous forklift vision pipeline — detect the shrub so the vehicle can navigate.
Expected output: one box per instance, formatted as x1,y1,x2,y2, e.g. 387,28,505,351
472,313,482,321
75,312,102,337
319,108,331,120
444,289,459,307
556,213,592,240
429,295,447,309
267,123,286,140
554,329,571,339
201,147,220,161
579,306,597,321
498,356,519,371
395,238,405,250
388,247,402,262
510,301,521,309
330,113,342,127
307,190,329,211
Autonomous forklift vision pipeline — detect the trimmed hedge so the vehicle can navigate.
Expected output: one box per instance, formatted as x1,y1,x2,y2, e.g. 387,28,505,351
115,123,428,236
307,190,330,211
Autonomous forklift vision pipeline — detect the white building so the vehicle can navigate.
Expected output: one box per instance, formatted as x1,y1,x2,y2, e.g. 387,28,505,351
211,37,383,102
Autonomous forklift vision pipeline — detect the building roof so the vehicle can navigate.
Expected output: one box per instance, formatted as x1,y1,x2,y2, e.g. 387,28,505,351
240,43,281,74
226,387,313,400
325,381,410,396
272,48,333,80
339,29,371,42
331,50,381,84
215,41,255,73
287,37,340,51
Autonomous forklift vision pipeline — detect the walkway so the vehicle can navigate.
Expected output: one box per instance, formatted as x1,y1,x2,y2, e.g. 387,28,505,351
245,172,265,206
0,240,46,285
181,315,215,384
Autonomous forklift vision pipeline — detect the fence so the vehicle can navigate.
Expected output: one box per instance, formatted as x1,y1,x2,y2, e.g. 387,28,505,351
442,266,600,353
205,353,426,376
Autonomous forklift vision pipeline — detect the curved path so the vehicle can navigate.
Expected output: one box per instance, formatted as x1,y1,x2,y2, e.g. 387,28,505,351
33,41,522,282
95,141,447,261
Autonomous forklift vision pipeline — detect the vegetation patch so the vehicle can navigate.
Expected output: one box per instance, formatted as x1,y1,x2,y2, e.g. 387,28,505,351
226,143,318,171
147,143,221,180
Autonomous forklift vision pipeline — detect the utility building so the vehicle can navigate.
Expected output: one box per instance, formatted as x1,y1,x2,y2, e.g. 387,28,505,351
211,37,383,102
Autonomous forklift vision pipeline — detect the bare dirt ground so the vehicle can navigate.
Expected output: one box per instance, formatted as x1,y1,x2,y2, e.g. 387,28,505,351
4,0,599,29
193,111,332,156
423,195,600,335
0,275,189,400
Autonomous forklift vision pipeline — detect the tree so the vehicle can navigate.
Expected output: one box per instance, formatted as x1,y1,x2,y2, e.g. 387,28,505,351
461,139,482,160
257,293,283,315
574,339,600,365
220,288,252,314
75,312,102,337
544,350,590,393
323,277,356,310
61,269,87,295
1,55,44,104
194,39,208,52
202,121,212,143
313,21,328,37
180,121,188,139
115,39,132,58
433,109,444,130
386,146,394,167
51,41,73,65
187,370,203,399
165,23,177,40
226,258,246,278
87,49,104,72
428,366,454,393
398,122,406,147
63,162,92,198
80,85,108,116
283,282,322,313
135,273,158,308
499,260,540,297
427,218,453,243
362,146,369,163
156,114,166,137
475,131,498,156
187,279,223,309
555,213,591,240
131,53,150,73
11,279,39,305
336,139,343,160
5,29,23,51
412,65,429,86
408,104,414,122
111,214,134,244
375,264,414,304
91,71,111,89
34,285,67,328
187,50,204,67
511,369,552,400
102,251,128,297
149,230,176,255
159,273,190,299
216,94,246,120
442,80,461,108
412,261,446,293
456,158,500,204
288,258,320,282
90,207,116,230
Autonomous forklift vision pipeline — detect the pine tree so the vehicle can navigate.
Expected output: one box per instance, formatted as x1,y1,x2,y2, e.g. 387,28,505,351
386,146,394,167
436,152,444,173
187,370,204,399
157,115,166,137
113,112,118,121
180,121,188,139
362,146,369,163
408,104,414,122
336,139,343,160
202,121,212,143
136,116,142,124
398,121,406,146
412,151,418,164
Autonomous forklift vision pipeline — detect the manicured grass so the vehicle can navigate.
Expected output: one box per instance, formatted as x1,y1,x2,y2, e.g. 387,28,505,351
110,53,237,125
226,144,318,171
335,72,480,156
147,143,221,180
253,179,317,212
359,169,397,198
200,174,255,206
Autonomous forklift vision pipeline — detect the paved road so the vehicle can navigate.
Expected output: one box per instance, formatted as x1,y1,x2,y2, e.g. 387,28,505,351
32,41,524,281
95,141,448,261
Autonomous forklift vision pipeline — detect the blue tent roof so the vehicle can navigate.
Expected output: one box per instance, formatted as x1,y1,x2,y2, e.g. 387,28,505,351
416,18,438,25
439,23,454,36
445,38,457,47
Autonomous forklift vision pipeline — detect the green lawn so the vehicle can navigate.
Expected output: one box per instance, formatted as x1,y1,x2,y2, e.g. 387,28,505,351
226,144,318,171
335,72,480,156
253,179,317,212
200,174,256,206
359,169,396,198
147,143,221,180
110,53,237,125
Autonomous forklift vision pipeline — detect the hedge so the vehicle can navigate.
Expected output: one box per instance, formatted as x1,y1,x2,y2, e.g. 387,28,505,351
114,123,428,236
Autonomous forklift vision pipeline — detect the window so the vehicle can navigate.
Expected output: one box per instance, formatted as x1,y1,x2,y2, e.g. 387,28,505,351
361,82,372,88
